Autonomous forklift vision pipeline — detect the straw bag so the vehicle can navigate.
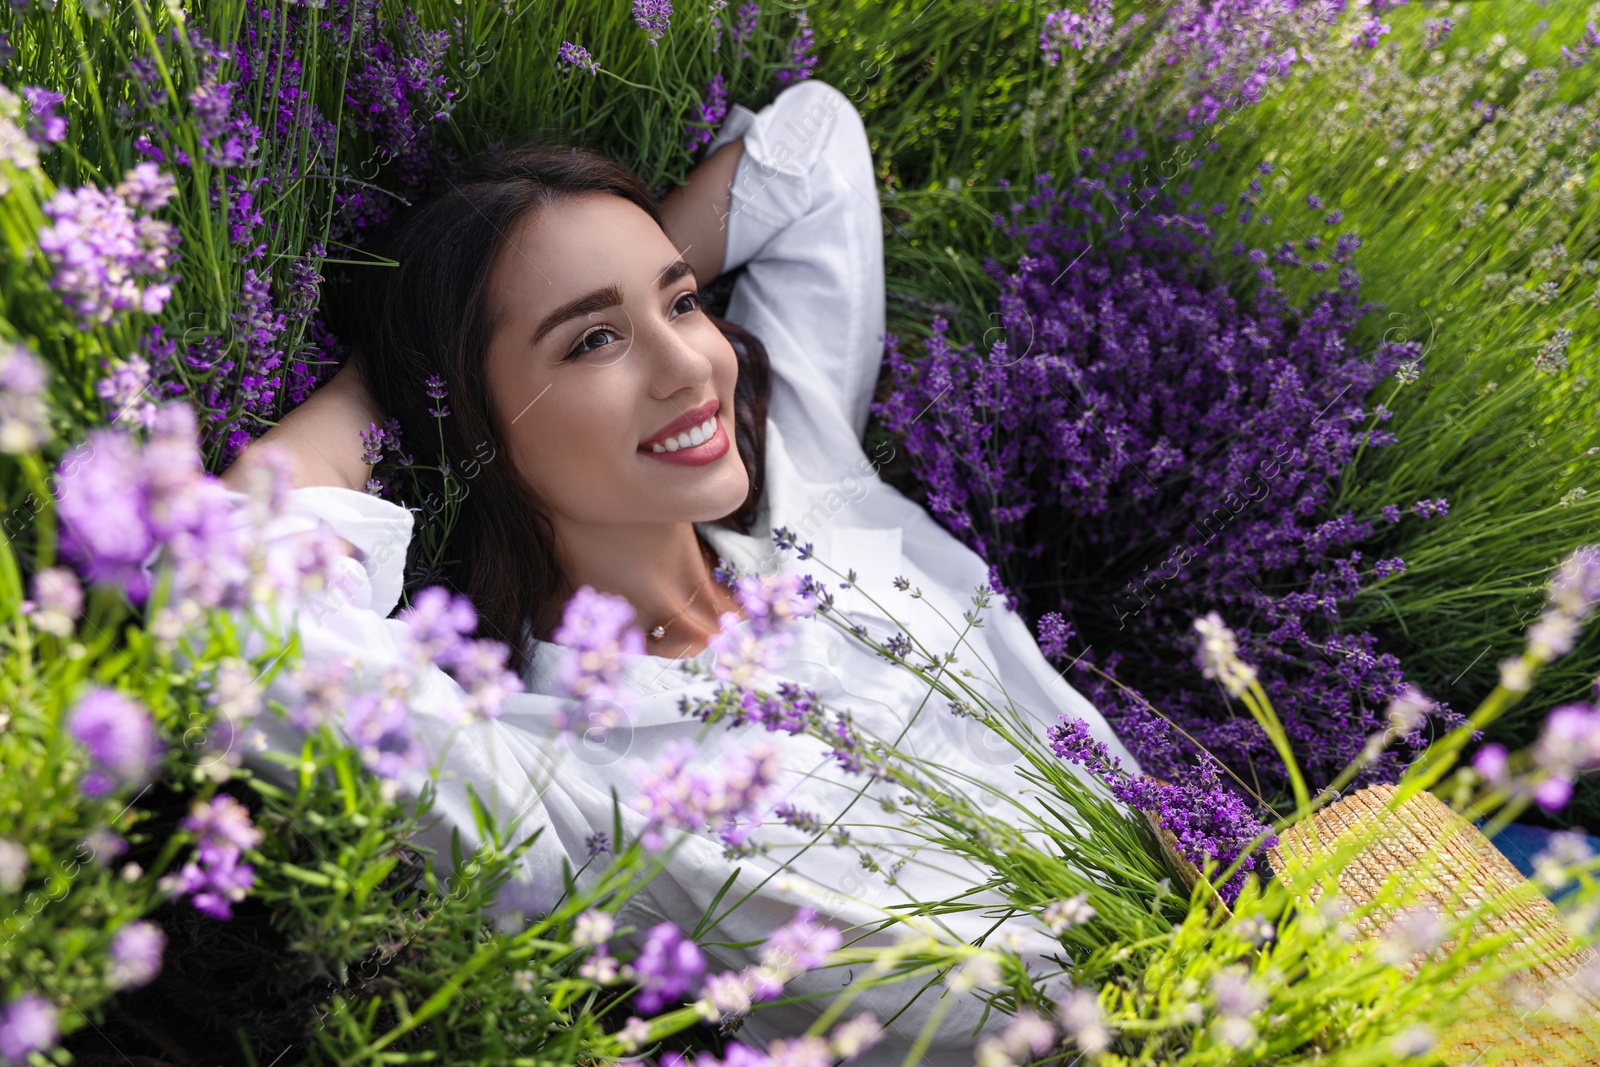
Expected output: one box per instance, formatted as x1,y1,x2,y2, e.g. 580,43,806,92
1147,783,1600,1064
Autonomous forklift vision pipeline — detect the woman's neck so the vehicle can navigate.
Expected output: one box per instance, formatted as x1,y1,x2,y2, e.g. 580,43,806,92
553,519,743,660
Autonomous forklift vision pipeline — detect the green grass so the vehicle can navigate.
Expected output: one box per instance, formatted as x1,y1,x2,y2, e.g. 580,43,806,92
1165,1,1600,823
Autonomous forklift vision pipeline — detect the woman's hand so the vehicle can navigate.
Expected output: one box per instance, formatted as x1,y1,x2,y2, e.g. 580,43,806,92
657,136,746,284
219,361,386,494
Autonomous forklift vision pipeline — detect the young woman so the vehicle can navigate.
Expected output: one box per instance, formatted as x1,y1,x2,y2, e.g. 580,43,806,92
223,80,1139,1061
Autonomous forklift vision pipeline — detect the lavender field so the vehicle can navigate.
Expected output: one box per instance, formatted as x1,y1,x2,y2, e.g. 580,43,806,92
1,1,1599,1064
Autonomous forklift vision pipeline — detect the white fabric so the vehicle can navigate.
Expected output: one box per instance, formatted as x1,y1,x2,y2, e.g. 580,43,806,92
239,80,1140,1063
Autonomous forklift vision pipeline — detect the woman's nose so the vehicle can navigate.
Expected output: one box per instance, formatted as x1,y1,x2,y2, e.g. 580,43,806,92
642,318,714,395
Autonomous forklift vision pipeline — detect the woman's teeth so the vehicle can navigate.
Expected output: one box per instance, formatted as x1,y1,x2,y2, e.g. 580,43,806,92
650,415,718,453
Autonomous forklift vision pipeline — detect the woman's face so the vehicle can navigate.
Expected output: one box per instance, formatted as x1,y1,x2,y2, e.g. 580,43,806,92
483,193,748,532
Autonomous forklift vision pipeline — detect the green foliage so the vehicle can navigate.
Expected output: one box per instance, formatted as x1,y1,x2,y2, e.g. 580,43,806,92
1171,1,1600,824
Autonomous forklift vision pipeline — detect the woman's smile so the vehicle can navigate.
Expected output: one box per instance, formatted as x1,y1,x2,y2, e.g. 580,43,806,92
638,398,730,465
640,412,730,466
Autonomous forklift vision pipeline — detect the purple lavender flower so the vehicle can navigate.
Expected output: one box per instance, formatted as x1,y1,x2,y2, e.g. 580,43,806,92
344,691,425,780
1535,776,1574,813
97,352,158,428
733,572,818,634
1040,10,1085,64
686,73,729,155
633,741,780,850
1534,328,1573,375
1142,0,1305,125
164,8,456,458
1351,17,1391,49
774,9,818,85
1561,21,1600,66
55,428,156,597
705,617,789,688
1422,18,1454,52
1049,717,1275,903
0,342,48,453
751,906,841,996
553,586,645,732
1056,987,1111,1054
731,1,759,58
630,922,706,1013
1473,742,1508,784
83,826,128,868
325,6,455,233
399,585,478,664
708,0,728,51
189,64,261,168
360,421,388,465
232,268,288,420
1040,0,1115,65
39,170,178,327
557,40,600,74
20,86,65,144
285,250,323,322
160,794,263,920
107,921,166,989
115,161,178,212
185,793,264,852
67,689,160,798
55,404,281,610
1036,611,1077,662
446,638,524,721
1547,545,1600,623
424,373,450,418
175,844,257,920
0,994,57,1062
633,0,673,45
1531,701,1600,812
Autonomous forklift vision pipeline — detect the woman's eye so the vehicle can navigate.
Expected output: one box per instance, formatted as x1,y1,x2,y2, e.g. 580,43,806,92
566,295,697,360
568,327,617,359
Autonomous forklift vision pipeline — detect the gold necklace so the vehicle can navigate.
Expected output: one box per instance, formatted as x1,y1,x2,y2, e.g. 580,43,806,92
647,538,720,641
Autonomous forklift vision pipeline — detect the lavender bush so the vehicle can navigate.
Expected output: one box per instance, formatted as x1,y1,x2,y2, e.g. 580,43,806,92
874,163,1459,806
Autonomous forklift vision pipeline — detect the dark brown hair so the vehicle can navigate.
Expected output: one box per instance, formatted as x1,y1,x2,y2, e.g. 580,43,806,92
344,142,771,672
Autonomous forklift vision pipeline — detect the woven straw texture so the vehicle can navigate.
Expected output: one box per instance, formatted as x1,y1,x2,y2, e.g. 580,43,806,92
1267,783,1600,1065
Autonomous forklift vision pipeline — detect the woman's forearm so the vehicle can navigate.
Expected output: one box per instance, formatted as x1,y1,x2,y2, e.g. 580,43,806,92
219,361,384,495
657,137,745,283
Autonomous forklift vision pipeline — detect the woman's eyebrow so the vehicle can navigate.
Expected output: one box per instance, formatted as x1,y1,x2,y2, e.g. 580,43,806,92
530,259,697,346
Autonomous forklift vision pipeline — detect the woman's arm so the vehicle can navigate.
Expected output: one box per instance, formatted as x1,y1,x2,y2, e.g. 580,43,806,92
657,137,746,282
683,81,889,451
220,361,385,495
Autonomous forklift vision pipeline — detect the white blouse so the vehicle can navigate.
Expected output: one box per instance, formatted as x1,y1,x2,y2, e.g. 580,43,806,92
241,80,1140,1064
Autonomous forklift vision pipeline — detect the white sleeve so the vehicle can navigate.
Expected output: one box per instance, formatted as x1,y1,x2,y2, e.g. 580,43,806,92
233,485,572,898
703,80,888,480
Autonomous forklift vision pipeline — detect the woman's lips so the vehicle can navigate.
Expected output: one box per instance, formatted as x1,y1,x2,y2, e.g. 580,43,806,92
639,399,720,449
638,415,730,466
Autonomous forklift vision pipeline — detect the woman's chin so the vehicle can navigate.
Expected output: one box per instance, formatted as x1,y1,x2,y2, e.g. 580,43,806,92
680,467,752,524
